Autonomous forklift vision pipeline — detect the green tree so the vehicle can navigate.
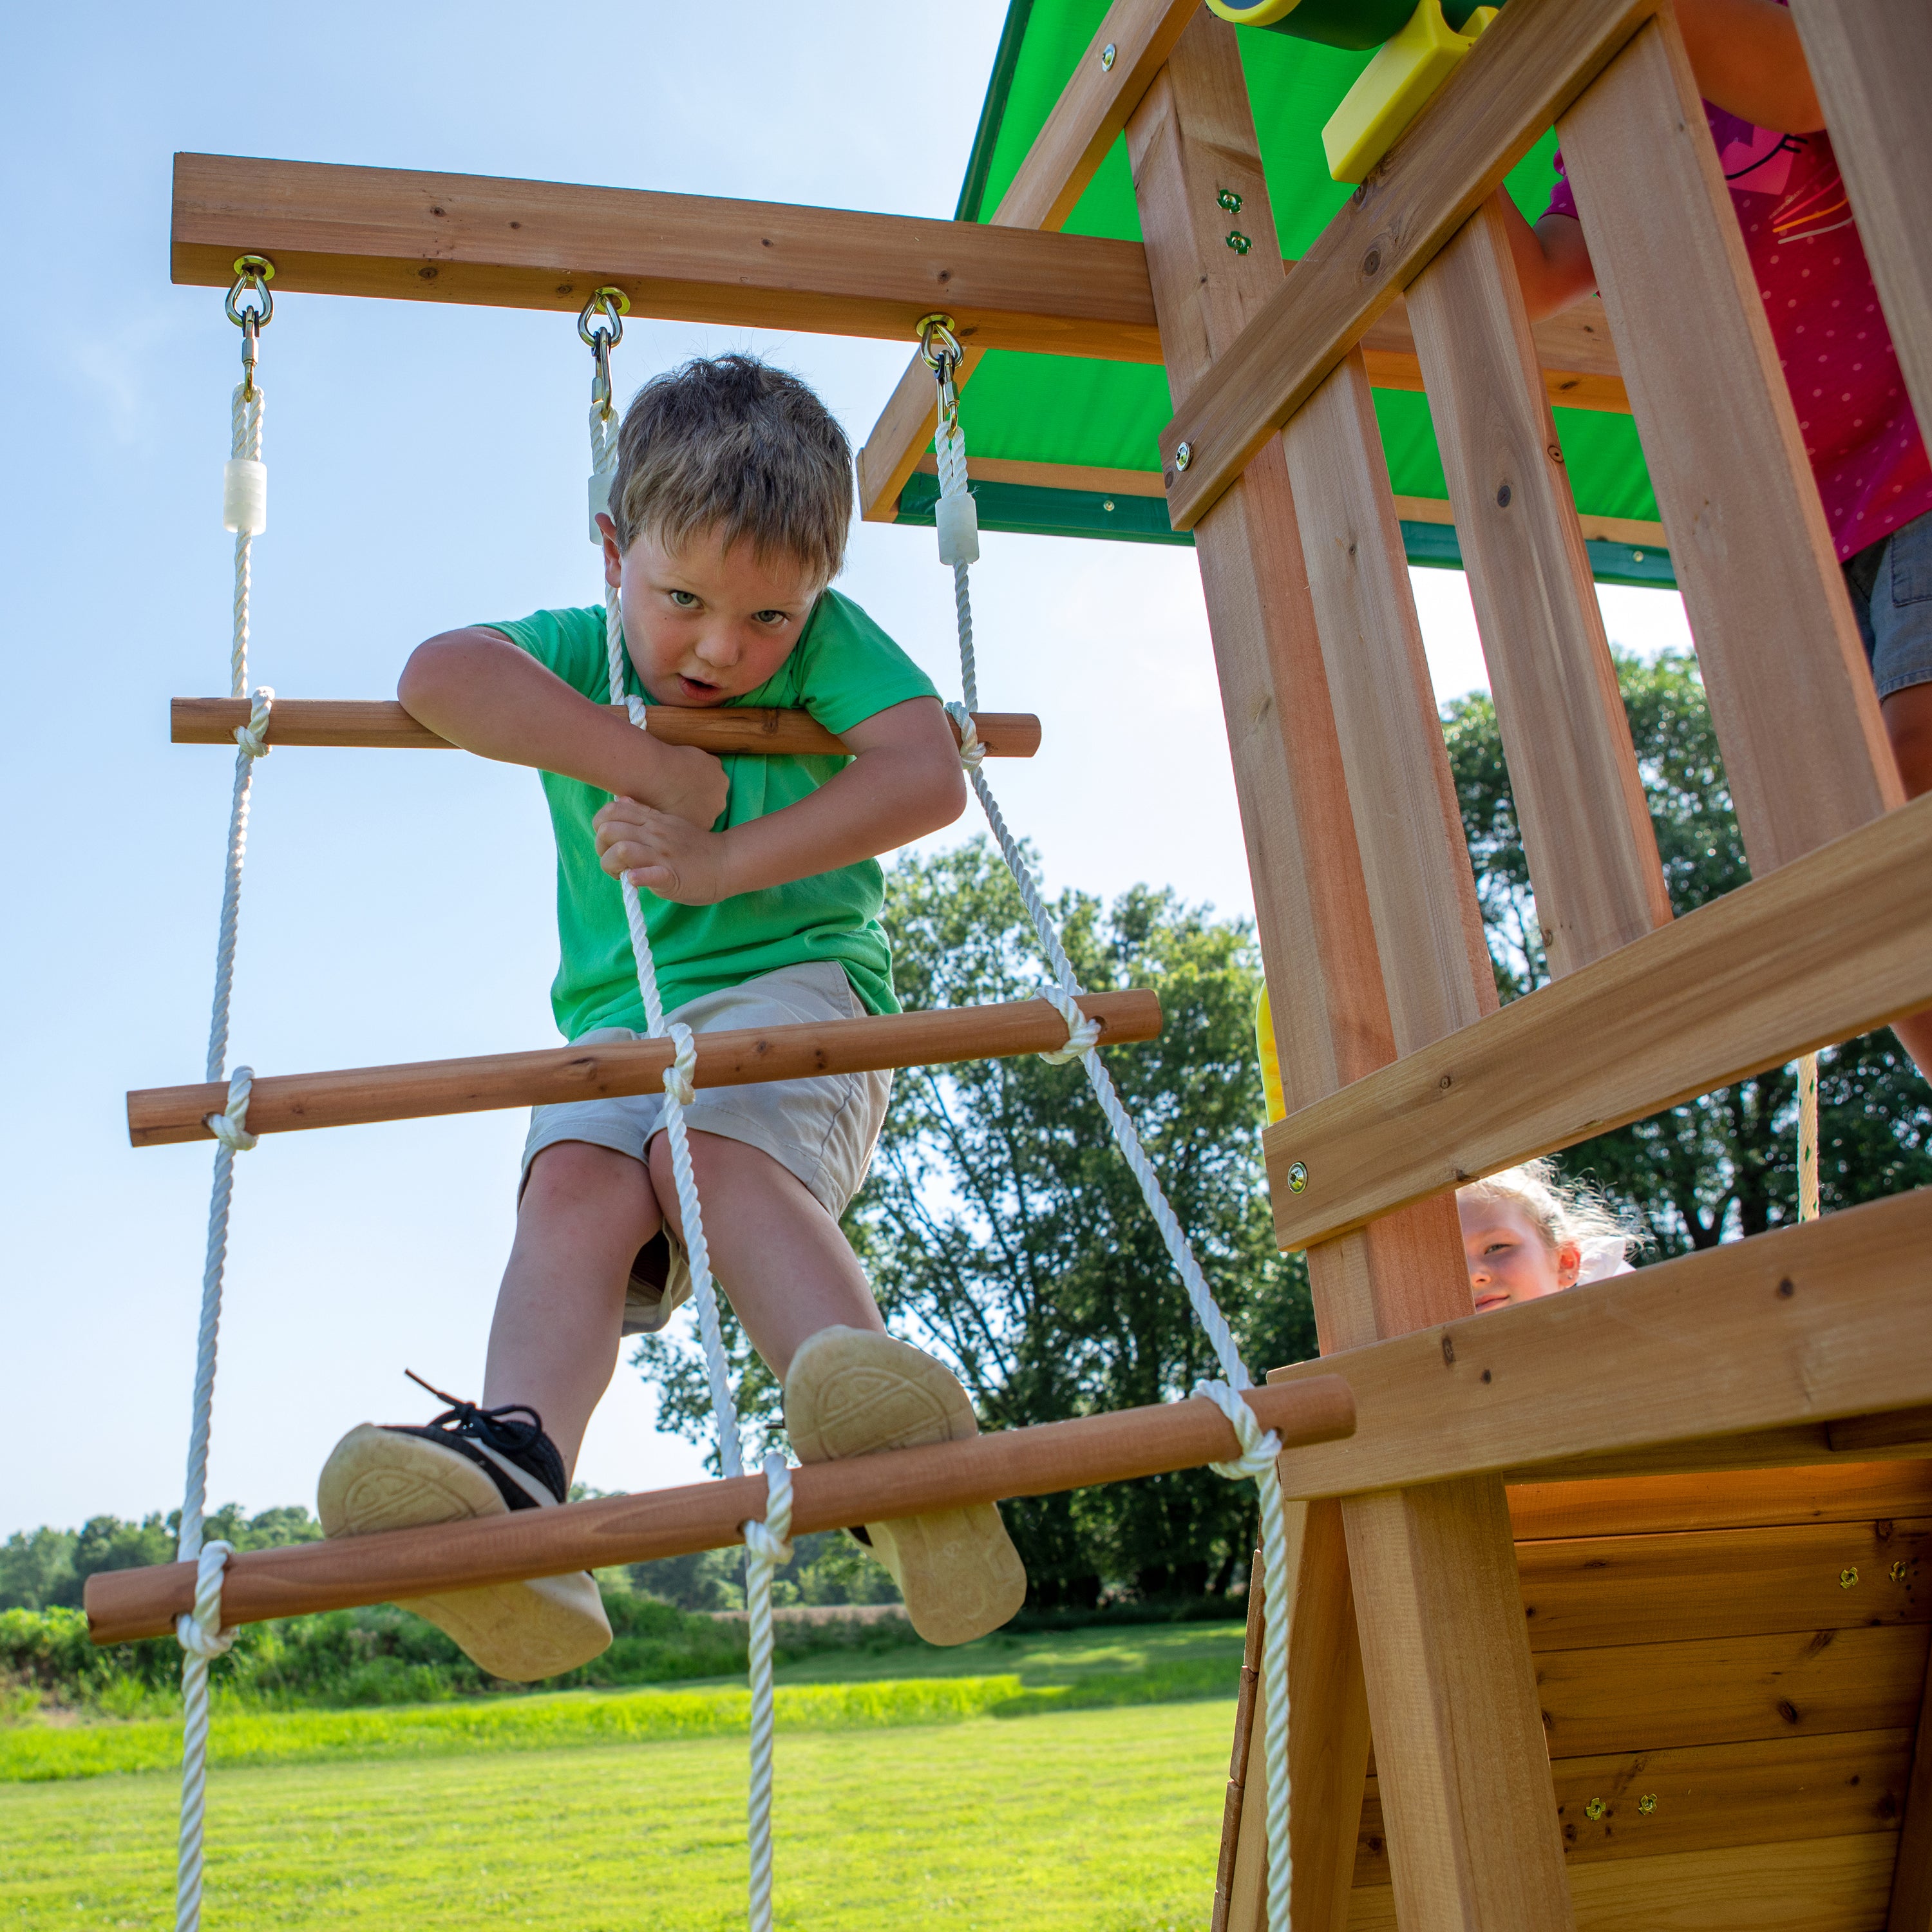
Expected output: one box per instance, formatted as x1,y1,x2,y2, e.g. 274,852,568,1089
636,840,1312,1609
1443,650,1932,1249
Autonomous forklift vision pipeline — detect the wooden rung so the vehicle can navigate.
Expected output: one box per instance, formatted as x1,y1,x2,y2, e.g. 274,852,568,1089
171,698,1041,760
126,990,1160,1147
82,1375,1355,1645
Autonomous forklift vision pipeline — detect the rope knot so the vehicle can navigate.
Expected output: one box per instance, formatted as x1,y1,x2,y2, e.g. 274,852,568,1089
945,700,986,773
205,1068,258,1153
661,1023,697,1108
742,1454,795,1567
1193,1379,1283,1484
233,687,274,760
175,1540,236,1658
625,694,649,730
1036,984,1101,1066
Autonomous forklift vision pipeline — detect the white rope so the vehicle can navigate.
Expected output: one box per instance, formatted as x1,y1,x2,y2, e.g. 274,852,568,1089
174,371,275,1932
741,1455,794,1932
934,378,1291,1920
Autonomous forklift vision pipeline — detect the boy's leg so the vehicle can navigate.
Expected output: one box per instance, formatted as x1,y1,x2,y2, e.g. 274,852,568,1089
484,1139,664,1477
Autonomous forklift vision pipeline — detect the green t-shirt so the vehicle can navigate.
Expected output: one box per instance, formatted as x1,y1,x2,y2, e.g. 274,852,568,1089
491,591,938,1041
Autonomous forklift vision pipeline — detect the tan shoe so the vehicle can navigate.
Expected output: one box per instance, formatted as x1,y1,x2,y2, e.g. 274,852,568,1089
784,1327,1027,1645
316,1387,611,1683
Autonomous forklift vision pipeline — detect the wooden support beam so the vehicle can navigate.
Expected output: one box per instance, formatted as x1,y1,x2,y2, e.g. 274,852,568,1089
171,154,1160,363
169,697,1040,759
857,0,1201,521
125,989,1160,1147
1158,0,1658,529
1264,1187,1932,1501
1557,14,1900,873
1262,790,1932,1253
1406,198,1669,976
82,1375,1354,1645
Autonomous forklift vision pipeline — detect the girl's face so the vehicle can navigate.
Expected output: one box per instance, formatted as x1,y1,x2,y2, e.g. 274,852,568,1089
1459,1197,1580,1313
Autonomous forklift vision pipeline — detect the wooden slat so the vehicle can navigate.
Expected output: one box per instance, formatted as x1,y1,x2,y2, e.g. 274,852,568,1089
913,454,1168,500
126,989,1160,1147
1406,198,1669,975
82,1374,1354,1645
857,0,1200,520
1531,1625,1929,1760
1364,292,1631,415
1508,1462,1932,1542
1888,1624,1932,1932
1395,495,1667,550
1349,1832,1897,1930
1358,1729,1910,1884
171,153,1161,362
1265,1189,1932,1501
169,697,1041,759
1159,0,1660,529
1502,1426,1932,1490
1792,0,1932,450
1262,790,1932,1253
1557,15,1900,874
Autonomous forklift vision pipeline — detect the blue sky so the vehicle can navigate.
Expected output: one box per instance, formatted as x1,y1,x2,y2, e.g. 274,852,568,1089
0,3,1690,1539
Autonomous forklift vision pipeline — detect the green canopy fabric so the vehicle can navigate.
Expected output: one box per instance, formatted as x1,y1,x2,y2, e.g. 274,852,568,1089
894,0,1675,588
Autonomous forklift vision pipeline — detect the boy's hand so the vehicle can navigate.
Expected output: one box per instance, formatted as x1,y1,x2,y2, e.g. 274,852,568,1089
594,797,732,905
647,741,731,831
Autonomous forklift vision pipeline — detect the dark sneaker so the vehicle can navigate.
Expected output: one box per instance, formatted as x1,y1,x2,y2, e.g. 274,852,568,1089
316,1376,611,1681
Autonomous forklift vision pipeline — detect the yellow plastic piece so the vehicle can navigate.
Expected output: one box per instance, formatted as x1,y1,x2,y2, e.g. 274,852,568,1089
1204,0,1305,24
1321,0,1499,185
1255,984,1287,1127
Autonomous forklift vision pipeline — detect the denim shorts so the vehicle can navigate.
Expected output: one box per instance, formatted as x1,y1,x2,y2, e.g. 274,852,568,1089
1844,509,1932,701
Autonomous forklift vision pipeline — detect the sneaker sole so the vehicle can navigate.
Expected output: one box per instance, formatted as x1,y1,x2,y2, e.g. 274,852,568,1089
784,1328,1027,1646
316,1423,611,1683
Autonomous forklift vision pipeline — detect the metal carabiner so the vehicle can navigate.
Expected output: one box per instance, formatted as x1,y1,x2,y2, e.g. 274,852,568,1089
225,256,276,397
579,287,630,420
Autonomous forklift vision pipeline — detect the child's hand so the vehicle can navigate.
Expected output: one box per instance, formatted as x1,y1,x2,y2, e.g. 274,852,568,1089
649,743,730,831
594,797,732,905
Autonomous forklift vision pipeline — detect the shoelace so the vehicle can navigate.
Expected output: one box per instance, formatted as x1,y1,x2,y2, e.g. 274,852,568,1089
403,1368,547,1459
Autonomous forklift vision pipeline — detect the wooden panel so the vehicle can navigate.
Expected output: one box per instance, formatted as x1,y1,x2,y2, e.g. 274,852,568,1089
1406,198,1669,975
1792,0,1932,447
126,990,1162,1146
1503,1428,1932,1490
1887,1624,1932,1931
1159,0,1660,528
1509,1463,1932,1542
857,0,1199,520
171,153,1161,361
1264,1189,1932,1501
171,697,1040,759
1358,1729,1909,1883
1517,1519,1932,1653
1262,791,1932,1253
1557,16,1900,874
1281,348,1498,1056
1533,1625,1930,1759
1349,1832,1897,1929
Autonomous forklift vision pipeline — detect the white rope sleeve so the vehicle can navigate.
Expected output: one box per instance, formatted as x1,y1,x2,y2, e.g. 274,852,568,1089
741,1455,795,1932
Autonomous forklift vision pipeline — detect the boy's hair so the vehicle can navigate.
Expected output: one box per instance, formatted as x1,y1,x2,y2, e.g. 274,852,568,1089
609,354,853,582
1459,1158,1642,1265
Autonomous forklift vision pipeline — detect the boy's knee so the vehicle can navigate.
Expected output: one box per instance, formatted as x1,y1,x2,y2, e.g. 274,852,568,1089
523,1140,656,1229
1883,684,1932,799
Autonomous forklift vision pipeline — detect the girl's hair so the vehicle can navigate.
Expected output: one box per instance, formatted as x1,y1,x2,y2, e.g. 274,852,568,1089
1459,1158,1642,1266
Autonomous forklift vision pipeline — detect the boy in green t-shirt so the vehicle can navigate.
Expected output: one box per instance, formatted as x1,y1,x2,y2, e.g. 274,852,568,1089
315,355,1027,1677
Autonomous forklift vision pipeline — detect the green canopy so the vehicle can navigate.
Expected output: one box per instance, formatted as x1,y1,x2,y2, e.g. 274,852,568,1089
894,0,1674,588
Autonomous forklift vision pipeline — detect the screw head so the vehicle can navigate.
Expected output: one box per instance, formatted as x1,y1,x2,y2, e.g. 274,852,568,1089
1638,1794,1658,1816
1225,230,1253,255
1174,441,1193,472
1218,188,1243,213
1101,41,1117,68
1893,1560,1910,1583
1841,1567,1860,1589
1102,498,1115,511
1584,1798,1607,1822
1287,1162,1309,1194
1495,483,1512,507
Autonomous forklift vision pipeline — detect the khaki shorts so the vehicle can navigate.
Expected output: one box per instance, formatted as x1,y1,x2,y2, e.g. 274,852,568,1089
520,960,892,1336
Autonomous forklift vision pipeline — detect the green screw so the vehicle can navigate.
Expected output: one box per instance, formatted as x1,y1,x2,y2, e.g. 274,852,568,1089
1225,230,1253,256
1218,189,1243,213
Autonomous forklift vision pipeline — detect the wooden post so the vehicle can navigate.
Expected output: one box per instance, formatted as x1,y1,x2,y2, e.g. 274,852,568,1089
1558,14,1902,875
1126,16,1571,1928
1406,198,1671,974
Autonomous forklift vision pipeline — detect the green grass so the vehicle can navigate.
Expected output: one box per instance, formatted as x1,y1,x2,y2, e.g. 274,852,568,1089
0,1703,1233,1929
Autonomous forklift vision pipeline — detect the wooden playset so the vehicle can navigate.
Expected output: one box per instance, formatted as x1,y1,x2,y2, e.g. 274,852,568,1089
88,1,1932,1926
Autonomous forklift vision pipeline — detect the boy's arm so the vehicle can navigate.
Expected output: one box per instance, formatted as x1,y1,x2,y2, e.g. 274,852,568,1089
592,695,967,904
399,627,729,831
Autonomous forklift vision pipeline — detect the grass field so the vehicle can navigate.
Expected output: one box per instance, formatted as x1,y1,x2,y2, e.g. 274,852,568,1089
0,1625,1243,1929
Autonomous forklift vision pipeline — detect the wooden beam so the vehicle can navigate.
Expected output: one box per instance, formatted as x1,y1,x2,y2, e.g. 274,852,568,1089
1499,1425,1932,1489
1159,0,1658,529
171,153,1162,363
1262,790,1932,1253
913,454,1168,500
1888,1616,1932,1931
82,1374,1354,1644
1406,199,1669,975
857,0,1200,521
170,697,1041,759
1364,292,1630,415
1557,15,1900,873
125,989,1160,1148
1264,1187,1932,1501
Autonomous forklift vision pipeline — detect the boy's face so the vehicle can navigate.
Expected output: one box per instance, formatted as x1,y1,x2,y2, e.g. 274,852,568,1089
1458,1197,1580,1314
600,517,824,706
